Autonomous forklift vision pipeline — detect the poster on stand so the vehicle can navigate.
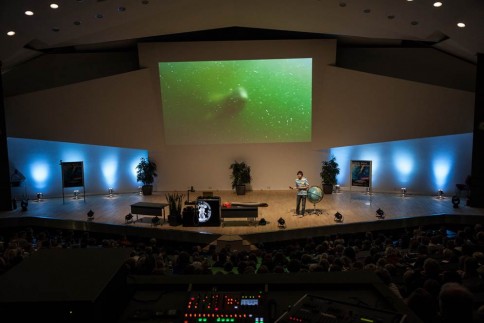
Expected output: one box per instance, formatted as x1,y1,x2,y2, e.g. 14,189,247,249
351,160,372,188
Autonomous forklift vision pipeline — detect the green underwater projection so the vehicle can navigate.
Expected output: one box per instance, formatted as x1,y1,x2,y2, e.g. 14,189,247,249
159,58,312,145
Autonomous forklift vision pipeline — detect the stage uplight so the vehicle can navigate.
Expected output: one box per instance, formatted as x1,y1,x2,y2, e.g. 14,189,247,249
376,208,385,219
36,192,43,202
438,189,444,199
401,187,407,197
108,188,113,198
21,200,28,211
87,209,94,220
334,185,341,193
74,190,80,199
451,196,460,208
334,211,343,222
277,217,286,228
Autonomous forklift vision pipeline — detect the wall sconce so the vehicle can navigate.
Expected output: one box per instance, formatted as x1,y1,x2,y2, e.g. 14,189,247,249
74,190,79,199
335,185,341,193
334,211,343,222
138,186,143,195
277,217,286,229
376,208,385,219
87,209,94,220
108,188,113,198
438,189,444,199
36,192,43,202
401,187,407,197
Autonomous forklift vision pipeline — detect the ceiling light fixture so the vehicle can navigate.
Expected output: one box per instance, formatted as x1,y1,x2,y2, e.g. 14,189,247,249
433,2,443,7
7,31,15,36
411,21,419,26
25,11,34,16
457,22,466,28
50,3,59,9
96,13,104,19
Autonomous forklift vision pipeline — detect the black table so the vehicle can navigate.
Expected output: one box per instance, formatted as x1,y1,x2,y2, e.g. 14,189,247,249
130,202,168,224
221,206,258,226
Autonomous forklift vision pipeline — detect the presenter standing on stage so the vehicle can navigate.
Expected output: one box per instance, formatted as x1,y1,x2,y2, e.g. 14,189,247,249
289,170,309,216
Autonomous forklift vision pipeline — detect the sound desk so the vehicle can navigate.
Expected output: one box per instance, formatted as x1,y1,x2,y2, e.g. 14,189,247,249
182,291,269,323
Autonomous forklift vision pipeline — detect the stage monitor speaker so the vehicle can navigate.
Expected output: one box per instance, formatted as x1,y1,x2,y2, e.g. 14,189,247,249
0,248,131,322
196,196,221,226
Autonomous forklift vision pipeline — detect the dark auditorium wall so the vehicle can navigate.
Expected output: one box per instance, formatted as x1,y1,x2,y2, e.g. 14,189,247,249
0,62,12,211
470,53,484,207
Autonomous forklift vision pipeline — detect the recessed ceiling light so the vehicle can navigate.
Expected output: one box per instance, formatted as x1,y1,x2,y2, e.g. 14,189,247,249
7,31,16,36
118,6,126,12
339,2,346,7
387,15,395,20
141,0,149,4
96,13,104,19
457,22,466,28
433,2,443,7
50,3,59,9
52,28,60,32
411,21,419,26
25,10,34,16
73,21,81,25
363,9,371,13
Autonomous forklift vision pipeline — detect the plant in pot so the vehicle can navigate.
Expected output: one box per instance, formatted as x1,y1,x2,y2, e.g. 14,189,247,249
165,192,184,226
320,155,340,194
136,157,157,195
230,160,252,195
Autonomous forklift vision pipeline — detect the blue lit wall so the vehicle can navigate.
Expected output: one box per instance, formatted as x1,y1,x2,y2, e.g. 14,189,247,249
7,138,148,199
329,133,473,195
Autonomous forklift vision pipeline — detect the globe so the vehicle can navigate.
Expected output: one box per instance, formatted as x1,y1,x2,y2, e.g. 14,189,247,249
307,186,324,204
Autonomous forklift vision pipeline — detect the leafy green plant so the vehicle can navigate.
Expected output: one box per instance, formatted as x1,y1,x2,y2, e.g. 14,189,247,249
229,160,252,190
321,155,340,186
136,157,157,185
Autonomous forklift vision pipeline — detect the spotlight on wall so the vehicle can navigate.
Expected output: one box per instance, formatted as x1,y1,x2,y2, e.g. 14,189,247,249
401,187,407,197
125,213,133,223
438,189,444,199
74,190,79,199
334,211,343,222
20,199,28,211
376,208,385,219
108,188,113,198
451,195,460,208
36,192,43,202
87,209,94,220
277,217,286,229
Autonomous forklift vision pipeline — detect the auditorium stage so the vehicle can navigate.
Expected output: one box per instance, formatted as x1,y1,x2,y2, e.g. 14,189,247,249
1,190,483,245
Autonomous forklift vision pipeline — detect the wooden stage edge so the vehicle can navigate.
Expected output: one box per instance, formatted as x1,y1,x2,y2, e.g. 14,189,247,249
1,190,483,245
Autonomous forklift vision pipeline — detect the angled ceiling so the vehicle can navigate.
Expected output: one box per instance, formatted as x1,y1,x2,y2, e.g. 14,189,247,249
1,0,483,72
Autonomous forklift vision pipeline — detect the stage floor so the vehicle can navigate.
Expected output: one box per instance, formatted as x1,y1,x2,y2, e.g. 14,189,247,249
1,190,483,244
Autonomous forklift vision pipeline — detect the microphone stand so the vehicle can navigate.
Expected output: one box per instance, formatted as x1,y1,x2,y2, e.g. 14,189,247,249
185,186,196,205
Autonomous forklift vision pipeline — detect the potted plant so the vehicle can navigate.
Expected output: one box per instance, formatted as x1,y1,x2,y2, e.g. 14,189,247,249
136,157,158,195
321,155,340,194
230,160,252,195
165,192,184,226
